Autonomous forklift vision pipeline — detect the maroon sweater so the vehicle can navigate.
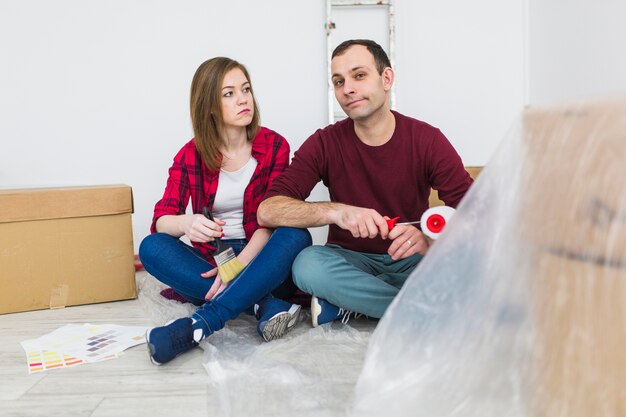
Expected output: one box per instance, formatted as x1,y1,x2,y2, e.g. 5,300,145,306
265,111,473,254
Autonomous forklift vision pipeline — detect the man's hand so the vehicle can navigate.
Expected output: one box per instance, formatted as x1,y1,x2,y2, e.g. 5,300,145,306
201,267,227,300
180,214,225,243
332,206,390,239
387,225,430,260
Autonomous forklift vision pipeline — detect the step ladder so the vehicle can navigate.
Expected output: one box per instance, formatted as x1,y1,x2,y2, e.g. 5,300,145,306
325,0,396,124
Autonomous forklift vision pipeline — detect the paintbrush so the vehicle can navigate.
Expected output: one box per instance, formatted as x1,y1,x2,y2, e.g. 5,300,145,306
203,207,245,283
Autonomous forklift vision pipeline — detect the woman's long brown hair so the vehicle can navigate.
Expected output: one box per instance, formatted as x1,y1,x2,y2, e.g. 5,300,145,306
190,57,260,171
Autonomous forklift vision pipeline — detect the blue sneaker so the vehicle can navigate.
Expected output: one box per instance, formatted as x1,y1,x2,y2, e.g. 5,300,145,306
145,317,198,365
310,296,361,327
255,298,301,342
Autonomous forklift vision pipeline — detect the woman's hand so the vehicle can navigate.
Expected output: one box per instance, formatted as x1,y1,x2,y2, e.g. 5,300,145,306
201,267,228,300
180,214,225,243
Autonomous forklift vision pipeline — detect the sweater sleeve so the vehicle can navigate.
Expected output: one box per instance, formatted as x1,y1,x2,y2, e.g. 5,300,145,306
427,129,473,208
264,130,325,201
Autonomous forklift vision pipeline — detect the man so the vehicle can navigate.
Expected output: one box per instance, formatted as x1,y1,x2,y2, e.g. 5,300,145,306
257,39,472,326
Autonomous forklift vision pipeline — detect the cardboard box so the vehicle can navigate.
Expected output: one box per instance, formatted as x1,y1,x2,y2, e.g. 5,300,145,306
0,185,136,315
521,98,626,416
429,166,482,207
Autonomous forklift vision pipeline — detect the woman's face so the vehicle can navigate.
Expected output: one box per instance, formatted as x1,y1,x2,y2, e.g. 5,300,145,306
220,68,254,129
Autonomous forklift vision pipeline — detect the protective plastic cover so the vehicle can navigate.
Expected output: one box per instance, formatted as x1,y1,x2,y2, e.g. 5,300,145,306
352,97,626,417
138,271,376,417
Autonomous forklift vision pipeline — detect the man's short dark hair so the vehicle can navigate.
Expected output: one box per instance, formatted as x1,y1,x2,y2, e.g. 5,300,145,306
332,39,391,74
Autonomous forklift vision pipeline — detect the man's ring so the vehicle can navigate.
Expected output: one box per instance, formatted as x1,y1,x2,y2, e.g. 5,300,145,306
407,239,413,246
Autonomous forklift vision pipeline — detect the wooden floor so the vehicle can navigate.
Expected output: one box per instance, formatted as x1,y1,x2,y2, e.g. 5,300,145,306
0,272,375,417
0,284,212,417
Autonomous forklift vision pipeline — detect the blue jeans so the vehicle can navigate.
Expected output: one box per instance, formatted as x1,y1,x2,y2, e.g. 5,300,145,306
139,227,312,333
292,244,423,318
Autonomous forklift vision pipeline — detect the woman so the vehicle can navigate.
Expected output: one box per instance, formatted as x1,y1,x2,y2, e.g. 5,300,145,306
139,57,311,365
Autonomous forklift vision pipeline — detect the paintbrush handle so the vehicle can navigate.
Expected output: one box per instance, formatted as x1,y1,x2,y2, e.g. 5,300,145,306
202,207,227,254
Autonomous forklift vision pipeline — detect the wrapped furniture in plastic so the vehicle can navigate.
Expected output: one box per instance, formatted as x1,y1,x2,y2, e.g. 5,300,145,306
352,97,626,417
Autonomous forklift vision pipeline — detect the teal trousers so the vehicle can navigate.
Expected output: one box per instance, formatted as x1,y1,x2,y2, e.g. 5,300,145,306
292,244,423,318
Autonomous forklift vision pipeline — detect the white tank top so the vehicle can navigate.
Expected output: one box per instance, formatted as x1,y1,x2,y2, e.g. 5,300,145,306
212,156,258,239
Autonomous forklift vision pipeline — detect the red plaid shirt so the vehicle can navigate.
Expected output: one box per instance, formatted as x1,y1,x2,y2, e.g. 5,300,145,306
150,127,290,262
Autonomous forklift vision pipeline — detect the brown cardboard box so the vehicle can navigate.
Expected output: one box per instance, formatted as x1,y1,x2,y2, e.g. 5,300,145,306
521,98,626,416
0,185,136,314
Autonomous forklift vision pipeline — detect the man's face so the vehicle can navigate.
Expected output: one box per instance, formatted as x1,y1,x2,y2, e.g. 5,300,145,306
331,45,392,121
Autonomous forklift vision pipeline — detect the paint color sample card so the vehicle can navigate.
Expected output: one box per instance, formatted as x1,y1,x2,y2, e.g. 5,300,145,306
21,323,148,373
24,351,85,373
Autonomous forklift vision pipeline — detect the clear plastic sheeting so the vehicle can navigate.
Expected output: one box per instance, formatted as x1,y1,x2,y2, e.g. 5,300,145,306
203,314,375,417
352,96,626,417
137,270,376,417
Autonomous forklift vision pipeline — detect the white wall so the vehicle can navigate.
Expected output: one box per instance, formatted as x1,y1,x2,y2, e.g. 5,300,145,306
529,0,626,105
0,1,532,250
394,1,525,166
0,1,327,247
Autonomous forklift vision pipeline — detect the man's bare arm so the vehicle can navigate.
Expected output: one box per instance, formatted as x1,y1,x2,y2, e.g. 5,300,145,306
258,195,390,239
257,196,338,228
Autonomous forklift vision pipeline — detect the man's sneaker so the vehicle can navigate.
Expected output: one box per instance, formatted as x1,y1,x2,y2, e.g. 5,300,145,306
310,295,362,327
145,317,198,365
255,298,302,342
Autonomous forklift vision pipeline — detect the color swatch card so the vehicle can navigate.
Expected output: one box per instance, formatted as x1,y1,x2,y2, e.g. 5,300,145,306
21,323,148,374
